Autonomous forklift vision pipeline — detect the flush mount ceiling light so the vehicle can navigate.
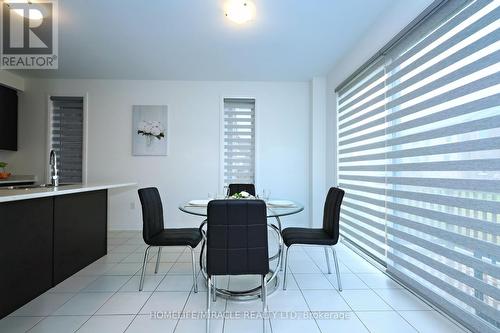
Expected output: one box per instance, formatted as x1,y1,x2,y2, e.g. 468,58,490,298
224,0,256,24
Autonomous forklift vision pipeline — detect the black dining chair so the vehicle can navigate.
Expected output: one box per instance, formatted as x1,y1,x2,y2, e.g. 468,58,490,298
281,187,345,290
227,183,256,196
205,199,269,332
137,187,202,291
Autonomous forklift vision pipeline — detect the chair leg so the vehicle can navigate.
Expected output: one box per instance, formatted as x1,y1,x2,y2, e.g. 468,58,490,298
139,246,151,291
154,247,162,274
261,274,267,333
190,247,198,293
207,276,211,333
324,247,332,274
212,276,216,302
283,246,290,290
331,247,342,291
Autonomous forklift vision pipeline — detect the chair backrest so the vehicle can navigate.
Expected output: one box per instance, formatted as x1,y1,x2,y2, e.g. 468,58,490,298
227,183,256,196
138,187,165,244
206,200,269,276
322,187,345,243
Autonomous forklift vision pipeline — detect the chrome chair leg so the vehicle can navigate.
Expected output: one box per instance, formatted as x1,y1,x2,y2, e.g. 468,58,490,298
207,276,211,333
261,274,267,332
139,246,151,291
324,247,332,274
154,247,162,274
331,247,342,291
190,246,198,293
212,276,216,302
283,246,290,290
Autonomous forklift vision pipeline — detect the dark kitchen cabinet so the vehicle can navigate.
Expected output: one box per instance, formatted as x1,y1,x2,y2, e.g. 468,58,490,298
53,190,108,284
0,198,53,318
0,85,18,151
0,190,108,318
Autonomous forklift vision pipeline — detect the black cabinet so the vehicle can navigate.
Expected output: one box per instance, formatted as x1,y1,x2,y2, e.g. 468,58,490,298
0,198,53,318
0,190,108,318
0,85,18,151
53,190,108,284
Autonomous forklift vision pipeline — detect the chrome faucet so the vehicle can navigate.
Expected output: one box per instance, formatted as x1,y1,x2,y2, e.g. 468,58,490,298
49,149,59,187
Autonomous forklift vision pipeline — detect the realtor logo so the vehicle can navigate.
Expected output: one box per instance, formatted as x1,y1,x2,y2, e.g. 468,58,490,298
1,0,58,69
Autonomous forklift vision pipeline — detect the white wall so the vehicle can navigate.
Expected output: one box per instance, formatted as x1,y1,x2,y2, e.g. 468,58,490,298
14,79,311,230
325,0,434,187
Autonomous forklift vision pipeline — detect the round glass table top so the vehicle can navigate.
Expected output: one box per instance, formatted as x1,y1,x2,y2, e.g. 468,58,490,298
178,199,304,218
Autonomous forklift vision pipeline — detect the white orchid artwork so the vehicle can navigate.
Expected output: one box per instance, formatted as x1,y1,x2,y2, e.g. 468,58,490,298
132,105,168,156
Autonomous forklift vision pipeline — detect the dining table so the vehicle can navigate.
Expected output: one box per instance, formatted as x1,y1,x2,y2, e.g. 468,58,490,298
179,198,304,300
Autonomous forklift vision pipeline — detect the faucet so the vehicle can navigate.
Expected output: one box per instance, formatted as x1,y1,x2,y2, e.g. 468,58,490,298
49,149,59,187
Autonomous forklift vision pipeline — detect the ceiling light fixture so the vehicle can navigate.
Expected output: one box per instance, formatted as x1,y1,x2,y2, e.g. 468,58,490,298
224,0,256,24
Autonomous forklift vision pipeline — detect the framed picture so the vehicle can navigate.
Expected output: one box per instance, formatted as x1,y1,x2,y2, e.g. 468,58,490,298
132,105,168,156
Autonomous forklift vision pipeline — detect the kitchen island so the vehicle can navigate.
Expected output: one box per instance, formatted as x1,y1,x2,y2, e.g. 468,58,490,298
0,183,135,318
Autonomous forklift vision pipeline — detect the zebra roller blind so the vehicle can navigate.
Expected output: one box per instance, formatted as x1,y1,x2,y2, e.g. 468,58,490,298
50,96,84,184
223,98,255,186
337,1,500,332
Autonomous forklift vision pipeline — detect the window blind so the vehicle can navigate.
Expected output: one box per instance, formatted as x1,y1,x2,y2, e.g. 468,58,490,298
337,1,500,332
223,98,255,186
50,96,84,184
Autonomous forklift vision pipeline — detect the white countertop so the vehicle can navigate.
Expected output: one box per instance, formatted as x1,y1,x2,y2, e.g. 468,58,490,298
0,183,136,203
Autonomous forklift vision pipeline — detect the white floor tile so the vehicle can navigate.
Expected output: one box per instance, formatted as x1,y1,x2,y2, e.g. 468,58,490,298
293,274,334,290
104,263,142,276
316,312,369,333
53,293,113,315
168,263,199,275
140,292,190,314
10,293,75,316
120,275,165,292
357,273,402,289
50,276,98,293
28,315,89,333
175,318,223,333
267,290,309,311
157,275,196,291
109,244,141,253
228,275,263,291
398,311,467,333
325,273,369,290
340,290,392,311
279,273,299,290
271,318,320,333
0,316,43,333
343,261,380,274
77,262,115,276
138,262,174,275
224,318,271,333
121,252,156,263
356,311,417,333
95,253,130,264
287,260,321,274
226,298,266,313
96,292,152,315
82,275,132,292
184,292,226,313
76,315,134,333
374,289,431,310
125,314,177,333
302,290,351,311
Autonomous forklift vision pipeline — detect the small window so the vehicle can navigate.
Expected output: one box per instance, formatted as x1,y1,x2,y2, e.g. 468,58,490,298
50,96,84,184
223,98,255,186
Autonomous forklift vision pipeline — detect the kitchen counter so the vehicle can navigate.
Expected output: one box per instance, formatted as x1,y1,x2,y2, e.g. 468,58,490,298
0,182,136,203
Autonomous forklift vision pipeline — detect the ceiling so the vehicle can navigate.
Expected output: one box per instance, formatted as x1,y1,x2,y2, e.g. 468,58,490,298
13,0,428,81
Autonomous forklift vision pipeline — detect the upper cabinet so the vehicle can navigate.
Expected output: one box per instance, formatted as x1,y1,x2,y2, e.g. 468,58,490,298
0,85,18,151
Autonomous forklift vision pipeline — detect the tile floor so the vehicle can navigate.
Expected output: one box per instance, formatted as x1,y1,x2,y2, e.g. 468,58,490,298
0,231,469,333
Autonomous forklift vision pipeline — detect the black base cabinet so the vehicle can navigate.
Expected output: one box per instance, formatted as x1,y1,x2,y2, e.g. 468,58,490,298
54,191,107,284
0,190,108,318
0,198,53,318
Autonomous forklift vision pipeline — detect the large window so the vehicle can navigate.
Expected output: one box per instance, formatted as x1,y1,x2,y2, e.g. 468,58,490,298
336,1,499,332
222,98,255,186
50,96,84,184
